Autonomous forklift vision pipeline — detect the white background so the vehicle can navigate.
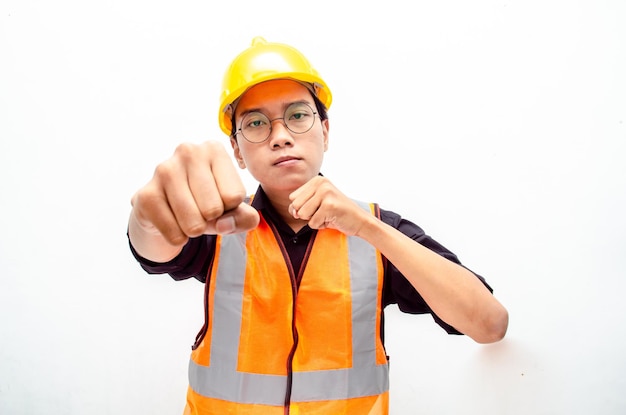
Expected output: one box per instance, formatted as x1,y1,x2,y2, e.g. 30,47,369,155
1,0,625,414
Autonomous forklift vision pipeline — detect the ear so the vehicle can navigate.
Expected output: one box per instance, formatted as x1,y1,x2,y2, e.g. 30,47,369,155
322,119,330,152
230,137,247,169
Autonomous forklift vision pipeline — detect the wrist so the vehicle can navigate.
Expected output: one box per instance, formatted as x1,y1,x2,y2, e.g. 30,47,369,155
354,213,384,242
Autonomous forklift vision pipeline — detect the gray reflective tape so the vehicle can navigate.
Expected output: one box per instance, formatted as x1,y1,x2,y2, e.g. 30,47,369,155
348,217,379,370
189,359,287,405
291,364,389,402
211,233,247,369
189,202,389,405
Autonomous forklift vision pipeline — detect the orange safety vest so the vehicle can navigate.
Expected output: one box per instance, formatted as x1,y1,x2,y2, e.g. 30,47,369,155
184,201,389,415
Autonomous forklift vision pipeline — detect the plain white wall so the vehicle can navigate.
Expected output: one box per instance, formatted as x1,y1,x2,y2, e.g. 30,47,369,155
1,0,625,414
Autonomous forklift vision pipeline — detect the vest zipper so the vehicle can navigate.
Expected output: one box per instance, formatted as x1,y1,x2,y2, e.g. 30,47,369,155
283,233,317,415
284,313,298,415
266,218,317,415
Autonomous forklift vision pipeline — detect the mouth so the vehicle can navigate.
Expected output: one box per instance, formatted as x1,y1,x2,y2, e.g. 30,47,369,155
273,156,301,166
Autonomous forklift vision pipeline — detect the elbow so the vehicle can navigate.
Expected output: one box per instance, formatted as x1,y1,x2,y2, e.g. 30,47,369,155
473,305,509,344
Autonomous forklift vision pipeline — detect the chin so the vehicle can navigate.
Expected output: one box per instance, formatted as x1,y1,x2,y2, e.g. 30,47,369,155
263,177,307,193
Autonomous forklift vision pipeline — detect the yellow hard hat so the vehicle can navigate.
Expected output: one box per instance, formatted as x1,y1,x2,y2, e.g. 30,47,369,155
218,36,332,136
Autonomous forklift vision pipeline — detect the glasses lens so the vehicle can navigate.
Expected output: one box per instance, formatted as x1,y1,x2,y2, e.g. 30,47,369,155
240,112,270,143
284,102,315,134
238,102,317,143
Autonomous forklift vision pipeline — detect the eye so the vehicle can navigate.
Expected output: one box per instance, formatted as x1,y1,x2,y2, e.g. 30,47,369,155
290,111,307,121
243,113,268,130
286,103,313,122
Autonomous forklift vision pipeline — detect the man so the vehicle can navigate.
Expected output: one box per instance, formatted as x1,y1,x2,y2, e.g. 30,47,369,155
128,37,508,415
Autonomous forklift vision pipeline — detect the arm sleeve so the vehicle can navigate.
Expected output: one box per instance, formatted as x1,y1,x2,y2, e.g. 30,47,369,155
127,234,217,283
379,208,493,335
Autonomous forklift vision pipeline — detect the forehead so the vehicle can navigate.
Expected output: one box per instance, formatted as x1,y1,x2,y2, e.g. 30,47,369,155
235,79,313,114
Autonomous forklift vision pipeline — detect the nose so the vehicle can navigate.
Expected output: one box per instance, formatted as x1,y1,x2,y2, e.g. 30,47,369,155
267,118,293,148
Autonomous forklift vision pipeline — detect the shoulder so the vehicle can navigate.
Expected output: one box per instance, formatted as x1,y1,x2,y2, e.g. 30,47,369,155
378,206,427,237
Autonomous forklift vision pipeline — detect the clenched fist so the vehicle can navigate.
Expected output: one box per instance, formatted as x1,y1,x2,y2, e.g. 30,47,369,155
289,176,372,236
129,141,259,261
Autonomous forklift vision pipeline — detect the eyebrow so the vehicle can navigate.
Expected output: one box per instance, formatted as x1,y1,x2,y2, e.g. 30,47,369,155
238,100,313,118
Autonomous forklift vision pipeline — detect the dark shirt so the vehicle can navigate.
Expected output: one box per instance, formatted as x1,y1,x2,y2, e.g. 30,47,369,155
129,186,492,335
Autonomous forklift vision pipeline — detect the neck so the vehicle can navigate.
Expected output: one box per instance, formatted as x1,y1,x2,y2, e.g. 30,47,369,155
262,187,309,233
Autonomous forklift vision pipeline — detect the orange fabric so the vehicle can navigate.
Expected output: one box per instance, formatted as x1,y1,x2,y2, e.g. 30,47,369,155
237,220,294,375
294,228,352,371
292,392,389,415
184,387,284,415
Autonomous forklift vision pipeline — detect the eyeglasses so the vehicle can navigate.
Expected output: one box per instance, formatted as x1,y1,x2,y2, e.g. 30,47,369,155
233,102,318,143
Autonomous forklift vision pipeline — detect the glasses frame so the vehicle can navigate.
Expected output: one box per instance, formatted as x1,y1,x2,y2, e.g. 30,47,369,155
233,102,319,144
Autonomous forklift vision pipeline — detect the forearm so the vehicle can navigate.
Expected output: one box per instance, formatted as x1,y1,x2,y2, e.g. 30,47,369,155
357,215,508,343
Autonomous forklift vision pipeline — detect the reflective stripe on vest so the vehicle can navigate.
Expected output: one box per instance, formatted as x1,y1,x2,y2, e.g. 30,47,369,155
188,200,389,407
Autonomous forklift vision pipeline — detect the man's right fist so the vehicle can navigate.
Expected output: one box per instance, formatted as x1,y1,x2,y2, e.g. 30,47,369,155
129,141,259,261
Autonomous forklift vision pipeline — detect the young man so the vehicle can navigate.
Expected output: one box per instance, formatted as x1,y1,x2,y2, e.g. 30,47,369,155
128,37,508,415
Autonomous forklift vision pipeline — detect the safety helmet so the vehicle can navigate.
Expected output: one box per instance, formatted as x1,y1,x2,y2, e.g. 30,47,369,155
218,36,332,136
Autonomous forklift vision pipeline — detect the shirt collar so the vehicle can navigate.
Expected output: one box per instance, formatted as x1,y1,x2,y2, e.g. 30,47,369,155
249,172,324,212
250,185,312,237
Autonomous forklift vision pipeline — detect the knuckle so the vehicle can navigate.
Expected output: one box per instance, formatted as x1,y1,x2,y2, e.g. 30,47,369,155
202,140,227,159
318,187,333,201
167,232,190,247
132,187,160,212
174,142,197,159
200,204,225,221
153,160,176,183
181,221,207,238
221,190,246,210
